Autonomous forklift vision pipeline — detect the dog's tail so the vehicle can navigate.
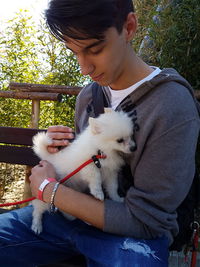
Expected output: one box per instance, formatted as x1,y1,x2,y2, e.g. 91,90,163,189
32,132,52,160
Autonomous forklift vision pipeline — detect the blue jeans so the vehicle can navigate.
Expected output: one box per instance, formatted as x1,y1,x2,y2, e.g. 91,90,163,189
0,205,169,266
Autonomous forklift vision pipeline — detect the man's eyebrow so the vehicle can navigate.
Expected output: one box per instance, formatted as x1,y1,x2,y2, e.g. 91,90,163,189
85,40,105,50
65,39,105,53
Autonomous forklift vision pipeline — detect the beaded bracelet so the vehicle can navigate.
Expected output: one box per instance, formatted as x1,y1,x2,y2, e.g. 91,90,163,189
50,182,60,213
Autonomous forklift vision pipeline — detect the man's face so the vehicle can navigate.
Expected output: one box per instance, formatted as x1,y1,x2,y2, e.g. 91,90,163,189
65,27,130,89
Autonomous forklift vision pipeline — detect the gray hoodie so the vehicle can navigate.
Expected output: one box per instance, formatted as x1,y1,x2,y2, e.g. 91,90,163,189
75,68,200,245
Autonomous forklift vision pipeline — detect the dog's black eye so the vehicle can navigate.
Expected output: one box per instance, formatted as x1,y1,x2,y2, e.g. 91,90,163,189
117,138,124,143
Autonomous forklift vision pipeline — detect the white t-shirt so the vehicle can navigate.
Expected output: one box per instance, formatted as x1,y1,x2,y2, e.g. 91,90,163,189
108,67,161,110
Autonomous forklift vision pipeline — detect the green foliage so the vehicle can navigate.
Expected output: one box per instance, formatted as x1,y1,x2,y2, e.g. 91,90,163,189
0,11,88,129
39,98,76,129
0,11,40,87
135,0,200,168
34,23,87,129
133,0,158,51
0,98,32,128
0,11,39,128
136,0,200,90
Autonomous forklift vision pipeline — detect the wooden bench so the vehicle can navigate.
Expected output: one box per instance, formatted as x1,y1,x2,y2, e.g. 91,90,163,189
0,126,45,204
0,126,43,203
0,126,44,166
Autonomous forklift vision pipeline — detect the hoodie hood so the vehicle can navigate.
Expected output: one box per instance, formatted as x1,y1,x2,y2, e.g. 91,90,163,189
128,68,200,115
75,68,200,134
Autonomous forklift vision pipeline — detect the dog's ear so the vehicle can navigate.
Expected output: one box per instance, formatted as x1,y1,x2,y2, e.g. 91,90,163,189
104,108,113,113
89,117,102,135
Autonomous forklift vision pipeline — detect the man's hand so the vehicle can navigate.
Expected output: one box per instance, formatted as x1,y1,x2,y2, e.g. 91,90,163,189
47,125,74,153
29,160,56,198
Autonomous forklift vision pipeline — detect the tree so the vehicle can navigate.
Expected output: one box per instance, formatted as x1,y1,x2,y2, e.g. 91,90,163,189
0,11,88,128
133,0,158,52
135,0,200,90
0,10,39,127
0,10,40,88
36,22,88,128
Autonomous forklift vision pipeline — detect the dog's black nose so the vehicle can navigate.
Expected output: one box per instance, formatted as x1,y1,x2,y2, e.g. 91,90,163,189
130,144,137,152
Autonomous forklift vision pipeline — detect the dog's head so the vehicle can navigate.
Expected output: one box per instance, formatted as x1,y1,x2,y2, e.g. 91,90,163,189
89,109,136,154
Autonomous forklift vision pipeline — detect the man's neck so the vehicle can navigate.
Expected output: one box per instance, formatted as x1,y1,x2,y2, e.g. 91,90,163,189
109,52,153,90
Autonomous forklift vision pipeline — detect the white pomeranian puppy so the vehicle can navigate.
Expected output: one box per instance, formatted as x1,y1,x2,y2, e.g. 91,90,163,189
31,108,136,234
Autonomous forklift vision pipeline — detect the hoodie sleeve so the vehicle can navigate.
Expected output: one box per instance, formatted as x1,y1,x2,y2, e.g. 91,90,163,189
103,75,200,243
104,118,199,243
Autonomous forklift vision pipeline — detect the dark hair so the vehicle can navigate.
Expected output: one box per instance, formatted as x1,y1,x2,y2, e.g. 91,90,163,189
45,0,134,41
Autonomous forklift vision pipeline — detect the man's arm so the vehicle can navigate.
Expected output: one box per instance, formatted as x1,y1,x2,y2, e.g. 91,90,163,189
45,182,104,229
29,160,104,229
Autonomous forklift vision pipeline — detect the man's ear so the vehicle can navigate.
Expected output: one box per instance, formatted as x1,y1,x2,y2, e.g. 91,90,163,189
124,12,137,42
89,117,102,135
104,108,113,113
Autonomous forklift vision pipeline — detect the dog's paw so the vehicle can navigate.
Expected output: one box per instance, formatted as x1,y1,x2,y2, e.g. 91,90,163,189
31,222,43,235
91,189,104,201
117,196,124,203
111,195,124,203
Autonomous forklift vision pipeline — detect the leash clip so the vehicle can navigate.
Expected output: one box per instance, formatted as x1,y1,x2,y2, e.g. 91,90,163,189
92,155,101,168
92,150,105,168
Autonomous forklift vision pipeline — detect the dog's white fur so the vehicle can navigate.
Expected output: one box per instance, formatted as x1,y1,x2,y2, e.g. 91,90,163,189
31,108,135,234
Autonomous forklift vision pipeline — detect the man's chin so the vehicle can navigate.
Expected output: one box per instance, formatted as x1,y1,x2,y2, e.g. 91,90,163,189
94,79,110,87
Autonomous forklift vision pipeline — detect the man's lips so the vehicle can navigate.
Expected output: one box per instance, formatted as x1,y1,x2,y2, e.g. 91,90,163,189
91,73,103,81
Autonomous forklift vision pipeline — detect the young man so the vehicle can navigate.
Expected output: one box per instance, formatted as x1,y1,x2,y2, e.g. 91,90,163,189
0,0,199,266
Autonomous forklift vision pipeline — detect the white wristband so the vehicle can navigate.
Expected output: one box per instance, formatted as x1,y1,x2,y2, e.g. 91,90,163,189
38,178,56,201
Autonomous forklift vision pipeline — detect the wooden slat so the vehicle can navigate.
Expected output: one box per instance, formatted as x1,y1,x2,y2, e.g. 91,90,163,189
0,127,45,146
9,82,82,96
0,90,63,101
7,82,200,100
0,146,40,166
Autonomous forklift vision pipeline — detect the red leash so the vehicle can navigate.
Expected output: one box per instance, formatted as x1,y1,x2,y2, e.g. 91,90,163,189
0,154,106,208
190,222,199,267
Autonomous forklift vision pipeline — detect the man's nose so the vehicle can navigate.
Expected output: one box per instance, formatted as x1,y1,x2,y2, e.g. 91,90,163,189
78,55,94,76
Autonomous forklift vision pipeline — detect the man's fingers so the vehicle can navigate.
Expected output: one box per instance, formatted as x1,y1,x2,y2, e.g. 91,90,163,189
47,146,59,153
49,139,70,147
47,142,69,153
39,160,53,167
47,132,74,141
47,125,73,133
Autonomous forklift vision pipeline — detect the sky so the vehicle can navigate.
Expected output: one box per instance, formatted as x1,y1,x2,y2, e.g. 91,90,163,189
0,0,49,23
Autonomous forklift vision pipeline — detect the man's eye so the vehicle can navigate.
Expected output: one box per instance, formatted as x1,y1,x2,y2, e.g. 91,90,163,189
117,138,124,143
90,48,103,55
